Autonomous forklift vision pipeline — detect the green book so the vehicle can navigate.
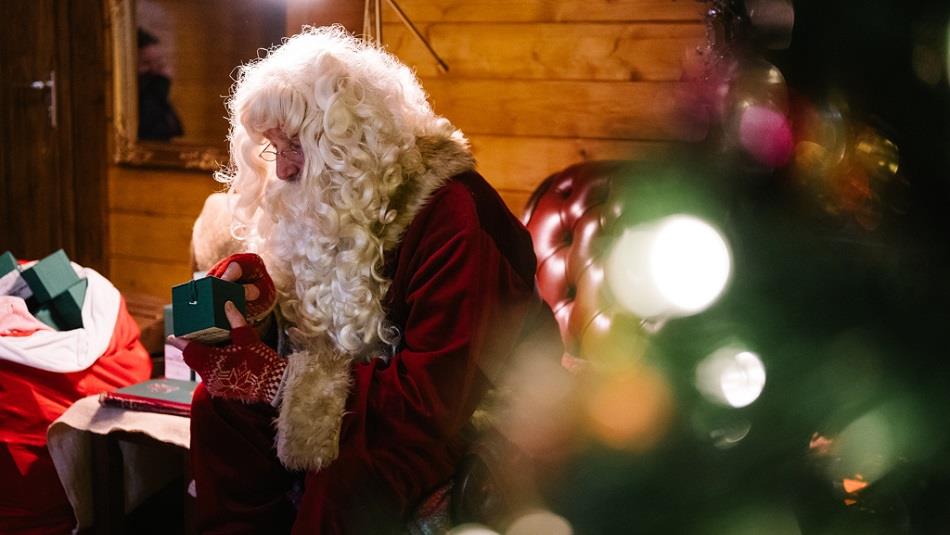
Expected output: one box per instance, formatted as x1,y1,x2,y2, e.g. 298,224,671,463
98,378,198,417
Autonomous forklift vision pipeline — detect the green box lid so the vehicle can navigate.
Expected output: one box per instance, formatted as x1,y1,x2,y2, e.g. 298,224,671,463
171,277,246,343
114,378,198,406
21,250,79,303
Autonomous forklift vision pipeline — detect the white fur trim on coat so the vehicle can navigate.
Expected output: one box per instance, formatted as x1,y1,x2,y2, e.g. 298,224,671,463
275,133,474,470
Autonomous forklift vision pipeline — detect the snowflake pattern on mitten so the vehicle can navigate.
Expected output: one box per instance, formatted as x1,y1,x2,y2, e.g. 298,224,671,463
207,253,277,323
183,325,286,404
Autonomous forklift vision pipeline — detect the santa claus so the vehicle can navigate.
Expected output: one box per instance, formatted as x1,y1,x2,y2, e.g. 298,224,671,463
170,26,561,533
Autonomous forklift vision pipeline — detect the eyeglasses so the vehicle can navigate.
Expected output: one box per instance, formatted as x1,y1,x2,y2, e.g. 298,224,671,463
259,143,302,162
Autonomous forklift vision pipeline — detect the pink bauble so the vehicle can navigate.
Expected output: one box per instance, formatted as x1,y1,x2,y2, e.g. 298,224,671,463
738,105,794,167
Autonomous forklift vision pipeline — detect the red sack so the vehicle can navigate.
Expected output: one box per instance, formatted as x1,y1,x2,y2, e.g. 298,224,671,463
0,296,152,534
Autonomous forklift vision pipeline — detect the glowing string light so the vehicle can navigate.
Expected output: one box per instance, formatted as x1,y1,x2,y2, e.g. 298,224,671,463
607,215,732,319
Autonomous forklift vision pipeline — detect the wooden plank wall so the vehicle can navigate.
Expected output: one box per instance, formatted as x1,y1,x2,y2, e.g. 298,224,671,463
107,166,221,298
107,0,704,299
381,0,705,210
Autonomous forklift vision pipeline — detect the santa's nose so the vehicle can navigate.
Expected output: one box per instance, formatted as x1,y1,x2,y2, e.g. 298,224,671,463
276,158,299,181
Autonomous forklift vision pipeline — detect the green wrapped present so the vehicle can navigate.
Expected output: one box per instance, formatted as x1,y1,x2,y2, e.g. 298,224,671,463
0,251,31,299
171,277,246,344
33,278,87,331
53,278,87,330
0,251,16,277
32,306,57,331
21,249,80,304
163,304,174,338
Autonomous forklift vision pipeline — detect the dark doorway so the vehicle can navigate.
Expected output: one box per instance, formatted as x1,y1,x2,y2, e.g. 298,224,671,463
0,0,109,272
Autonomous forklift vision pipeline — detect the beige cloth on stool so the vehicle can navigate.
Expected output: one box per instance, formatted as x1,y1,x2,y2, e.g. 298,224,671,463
47,395,190,531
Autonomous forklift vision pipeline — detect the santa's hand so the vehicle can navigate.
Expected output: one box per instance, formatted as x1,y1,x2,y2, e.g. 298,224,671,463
207,253,276,323
174,301,287,404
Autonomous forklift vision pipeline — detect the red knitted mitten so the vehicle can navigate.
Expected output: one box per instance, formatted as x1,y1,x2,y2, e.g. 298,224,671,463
207,253,277,322
183,325,287,404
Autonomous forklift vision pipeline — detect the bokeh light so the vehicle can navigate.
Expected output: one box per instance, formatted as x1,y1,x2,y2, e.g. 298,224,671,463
505,510,573,535
496,351,580,462
792,99,847,177
729,59,789,112
737,103,794,167
447,524,499,535
695,346,767,408
911,19,947,86
584,364,674,452
699,504,801,535
578,310,649,365
708,419,752,449
831,398,934,486
606,215,732,319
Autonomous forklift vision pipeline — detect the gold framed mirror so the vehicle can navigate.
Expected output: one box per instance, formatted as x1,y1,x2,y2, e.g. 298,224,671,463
109,0,286,170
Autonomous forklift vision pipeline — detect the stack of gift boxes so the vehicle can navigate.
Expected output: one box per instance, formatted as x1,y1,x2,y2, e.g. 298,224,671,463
0,249,86,331
0,249,247,382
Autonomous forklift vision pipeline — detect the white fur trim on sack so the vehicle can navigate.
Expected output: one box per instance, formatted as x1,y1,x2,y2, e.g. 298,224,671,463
0,264,121,373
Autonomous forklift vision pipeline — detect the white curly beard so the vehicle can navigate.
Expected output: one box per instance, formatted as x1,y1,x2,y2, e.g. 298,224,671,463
256,173,394,358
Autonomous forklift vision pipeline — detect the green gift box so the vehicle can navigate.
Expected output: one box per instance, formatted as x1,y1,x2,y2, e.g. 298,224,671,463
171,277,246,344
0,251,17,277
33,278,87,331
163,304,174,338
32,306,58,331
0,251,31,300
21,249,80,304
54,278,87,330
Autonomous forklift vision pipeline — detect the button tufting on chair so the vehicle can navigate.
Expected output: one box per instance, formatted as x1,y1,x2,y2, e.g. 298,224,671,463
522,161,648,362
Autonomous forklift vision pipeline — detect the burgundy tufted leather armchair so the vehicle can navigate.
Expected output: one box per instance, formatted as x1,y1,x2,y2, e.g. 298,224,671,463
522,160,650,365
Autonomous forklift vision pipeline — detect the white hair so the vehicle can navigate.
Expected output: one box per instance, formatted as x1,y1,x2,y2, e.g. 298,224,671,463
215,26,457,356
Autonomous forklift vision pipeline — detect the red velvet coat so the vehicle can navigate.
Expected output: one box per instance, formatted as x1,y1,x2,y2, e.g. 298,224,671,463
190,170,559,534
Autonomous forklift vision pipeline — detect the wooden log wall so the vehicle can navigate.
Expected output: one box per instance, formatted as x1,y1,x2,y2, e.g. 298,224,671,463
382,0,705,210
107,0,704,299
107,166,220,298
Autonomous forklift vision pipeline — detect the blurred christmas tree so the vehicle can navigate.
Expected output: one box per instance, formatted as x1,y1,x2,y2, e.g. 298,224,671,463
531,1,950,533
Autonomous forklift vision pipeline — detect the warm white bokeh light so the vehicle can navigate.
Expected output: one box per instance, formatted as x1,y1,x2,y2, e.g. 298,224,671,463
447,524,500,535
696,346,767,408
505,510,573,535
709,419,752,449
834,408,896,485
946,20,950,87
651,216,732,314
606,215,732,319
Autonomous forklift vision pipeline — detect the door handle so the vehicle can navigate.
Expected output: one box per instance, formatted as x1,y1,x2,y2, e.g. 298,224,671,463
28,71,57,128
